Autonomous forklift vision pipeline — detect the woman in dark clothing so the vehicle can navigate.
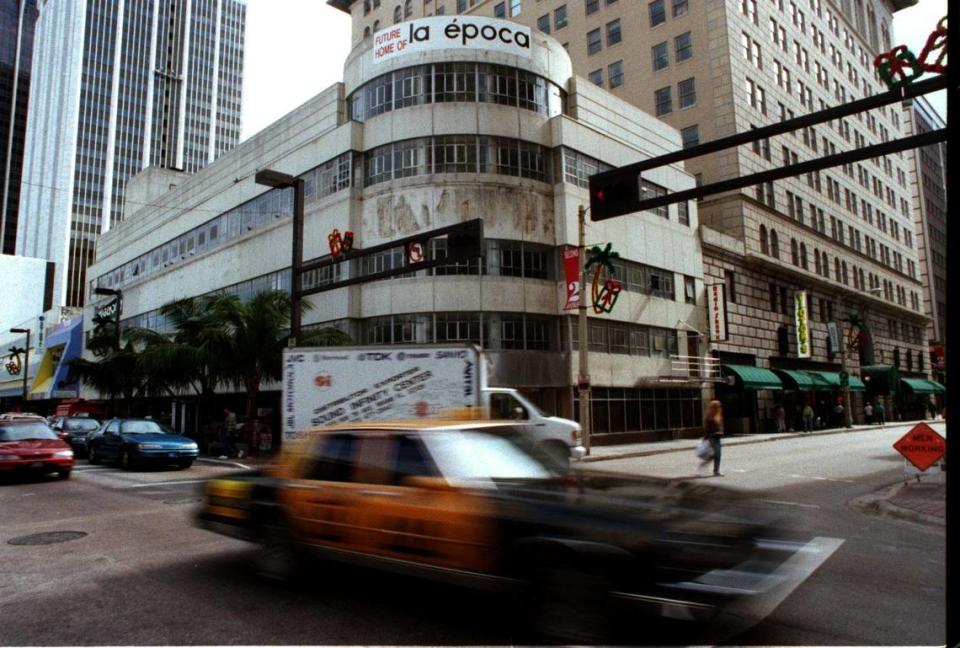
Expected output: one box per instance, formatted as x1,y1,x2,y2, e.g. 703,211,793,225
702,399,724,476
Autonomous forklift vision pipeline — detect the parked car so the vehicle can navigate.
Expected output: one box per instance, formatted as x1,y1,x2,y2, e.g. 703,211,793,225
195,420,807,641
0,419,74,479
87,419,199,470
0,412,47,421
50,417,102,456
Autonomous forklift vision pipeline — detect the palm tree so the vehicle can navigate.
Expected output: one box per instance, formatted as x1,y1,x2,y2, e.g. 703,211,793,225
211,291,292,426
69,314,147,416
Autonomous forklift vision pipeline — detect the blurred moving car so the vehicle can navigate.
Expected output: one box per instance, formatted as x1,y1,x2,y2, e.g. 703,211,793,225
87,418,199,470
0,412,47,421
196,420,808,641
0,419,74,479
50,417,102,456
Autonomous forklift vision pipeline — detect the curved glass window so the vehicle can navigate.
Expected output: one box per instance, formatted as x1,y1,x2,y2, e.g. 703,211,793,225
349,63,565,122
363,135,550,187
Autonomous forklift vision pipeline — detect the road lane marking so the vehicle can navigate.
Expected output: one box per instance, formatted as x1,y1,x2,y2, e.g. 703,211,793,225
126,479,208,488
759,499,821,509
788,473,855,483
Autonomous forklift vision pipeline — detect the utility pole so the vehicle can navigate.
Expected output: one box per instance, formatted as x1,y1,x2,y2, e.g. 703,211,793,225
839,319,852,429
577,205,591,454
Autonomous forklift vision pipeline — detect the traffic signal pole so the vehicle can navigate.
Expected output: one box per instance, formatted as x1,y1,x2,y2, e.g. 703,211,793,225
577,205,591,455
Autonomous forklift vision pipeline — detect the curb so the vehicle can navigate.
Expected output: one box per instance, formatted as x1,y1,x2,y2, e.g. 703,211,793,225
850,481,946,527
580,425,872,463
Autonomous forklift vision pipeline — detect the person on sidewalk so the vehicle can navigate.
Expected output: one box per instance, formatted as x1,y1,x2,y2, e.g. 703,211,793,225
874,401,885,426
775,405,787,433
700,400,724,476
802,403,815,433
222,407,237,459
864,402,874,425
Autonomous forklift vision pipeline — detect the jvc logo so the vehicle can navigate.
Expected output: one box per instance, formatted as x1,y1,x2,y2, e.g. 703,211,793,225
358,352,392,361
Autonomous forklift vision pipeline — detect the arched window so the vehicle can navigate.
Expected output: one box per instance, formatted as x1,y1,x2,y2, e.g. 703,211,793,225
770,229,780,259
364,0,371,14
852,264,859,289
364,25,371,38
373,0,381,7
835,258,841,281
373,19,380,30
791,238,799,266
893,347,900,368
404,0,412,16
821,251,828,277
814,248,821,275
841,260,848,284
800,243,808,270
881,20,890,51
760,224,769,254
859,268,865,289
393,5,402,22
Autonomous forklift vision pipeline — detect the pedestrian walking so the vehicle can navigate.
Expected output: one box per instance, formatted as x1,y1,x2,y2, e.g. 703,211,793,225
874,401,885,426
775,405,787,433
699,400,724,476
927,397,938,420
864,402,874,425
222,407,237,459
802,403,815,433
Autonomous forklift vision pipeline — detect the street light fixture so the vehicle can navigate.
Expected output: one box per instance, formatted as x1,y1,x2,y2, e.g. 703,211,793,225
255,169,304,346
9,328,30,408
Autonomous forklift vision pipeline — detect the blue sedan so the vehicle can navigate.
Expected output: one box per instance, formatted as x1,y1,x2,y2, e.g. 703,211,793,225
87,419,199,470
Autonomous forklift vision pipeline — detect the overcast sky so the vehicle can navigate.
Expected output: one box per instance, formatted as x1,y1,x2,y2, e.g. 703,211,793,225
240,0,947,141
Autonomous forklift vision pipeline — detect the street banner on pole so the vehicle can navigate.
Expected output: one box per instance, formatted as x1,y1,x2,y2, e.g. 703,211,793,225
827,321,840,353
563,247,580,310
707,283,728,341
795,290,811,358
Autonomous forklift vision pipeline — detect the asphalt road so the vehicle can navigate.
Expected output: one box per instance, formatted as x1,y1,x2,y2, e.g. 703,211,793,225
0,422,945,646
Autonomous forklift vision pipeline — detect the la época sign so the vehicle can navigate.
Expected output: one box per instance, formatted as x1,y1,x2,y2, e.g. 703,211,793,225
373,17,532,64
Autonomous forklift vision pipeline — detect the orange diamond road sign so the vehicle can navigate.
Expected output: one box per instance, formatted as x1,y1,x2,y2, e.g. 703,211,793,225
893,422,946,472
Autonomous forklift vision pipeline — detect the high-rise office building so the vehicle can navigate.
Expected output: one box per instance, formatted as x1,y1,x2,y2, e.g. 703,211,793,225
903,95,946,385
0,0,38,255
16,0,246,307
345,0,933,427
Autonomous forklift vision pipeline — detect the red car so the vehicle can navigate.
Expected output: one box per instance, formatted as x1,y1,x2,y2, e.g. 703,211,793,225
0,420,74,479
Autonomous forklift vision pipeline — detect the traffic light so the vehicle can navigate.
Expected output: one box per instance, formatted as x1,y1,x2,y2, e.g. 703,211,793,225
446,218,484,261
589,168,641,221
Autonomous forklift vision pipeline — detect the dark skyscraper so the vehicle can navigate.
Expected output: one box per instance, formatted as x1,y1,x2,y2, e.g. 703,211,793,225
0,0,37,255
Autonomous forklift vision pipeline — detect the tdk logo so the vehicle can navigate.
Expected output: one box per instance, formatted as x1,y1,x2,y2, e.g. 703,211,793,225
358,352,392,361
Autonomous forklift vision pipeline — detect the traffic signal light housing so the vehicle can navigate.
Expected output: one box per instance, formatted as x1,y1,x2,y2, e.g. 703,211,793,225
589,168,641,221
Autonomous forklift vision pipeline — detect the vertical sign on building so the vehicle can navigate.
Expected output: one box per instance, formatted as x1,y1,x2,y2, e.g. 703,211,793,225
707,283,728,341
795,290,810,358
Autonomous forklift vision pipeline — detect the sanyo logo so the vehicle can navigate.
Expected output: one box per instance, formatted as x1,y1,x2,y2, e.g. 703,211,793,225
373,17,532,64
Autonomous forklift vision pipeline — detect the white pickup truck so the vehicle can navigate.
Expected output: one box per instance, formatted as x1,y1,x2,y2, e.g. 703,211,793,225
282,344,584,463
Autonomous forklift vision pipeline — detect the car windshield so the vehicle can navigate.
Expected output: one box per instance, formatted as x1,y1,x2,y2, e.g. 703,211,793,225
120,421,165,434
0,423,59,441
65,419,100,432
422,430,554,482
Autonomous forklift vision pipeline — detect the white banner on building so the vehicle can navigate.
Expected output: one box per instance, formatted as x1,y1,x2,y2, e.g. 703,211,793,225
707,283,728,341
795,290,811,358
373,17,532,65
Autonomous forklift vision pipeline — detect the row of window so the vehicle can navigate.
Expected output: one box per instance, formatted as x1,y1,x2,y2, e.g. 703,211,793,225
654,78,696,116
93,153,353,294
576,388,703,436
348,63,565,122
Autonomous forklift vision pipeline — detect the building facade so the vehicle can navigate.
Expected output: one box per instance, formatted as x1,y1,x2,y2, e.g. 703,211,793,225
350,0,931,428
16,0,246,308
0,0,38,255
903,95,946,386
86,18,709,443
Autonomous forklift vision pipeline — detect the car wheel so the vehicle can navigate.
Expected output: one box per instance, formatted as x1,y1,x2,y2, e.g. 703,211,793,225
527,564,611,643
88,446,100,464
120,448,133,470
58,469,71,480
178,459,193,470
255,523,304,582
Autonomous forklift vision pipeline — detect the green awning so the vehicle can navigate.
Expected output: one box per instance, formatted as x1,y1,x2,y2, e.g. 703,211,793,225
803,371,866,392
900,378,946,394
772,369,818,391
848,375,866,392
722,365,783,390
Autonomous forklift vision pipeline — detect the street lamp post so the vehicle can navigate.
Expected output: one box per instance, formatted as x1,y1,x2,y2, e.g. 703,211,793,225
838,287,882,428
93,287,122,415
255,169,304,346
576,205,591,454
9,327,30,408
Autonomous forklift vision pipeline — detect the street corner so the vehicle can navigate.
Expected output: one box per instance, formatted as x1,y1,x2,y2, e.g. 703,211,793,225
849,473,945,528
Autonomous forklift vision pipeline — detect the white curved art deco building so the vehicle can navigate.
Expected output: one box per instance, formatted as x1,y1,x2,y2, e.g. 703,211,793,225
86,15,708,443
